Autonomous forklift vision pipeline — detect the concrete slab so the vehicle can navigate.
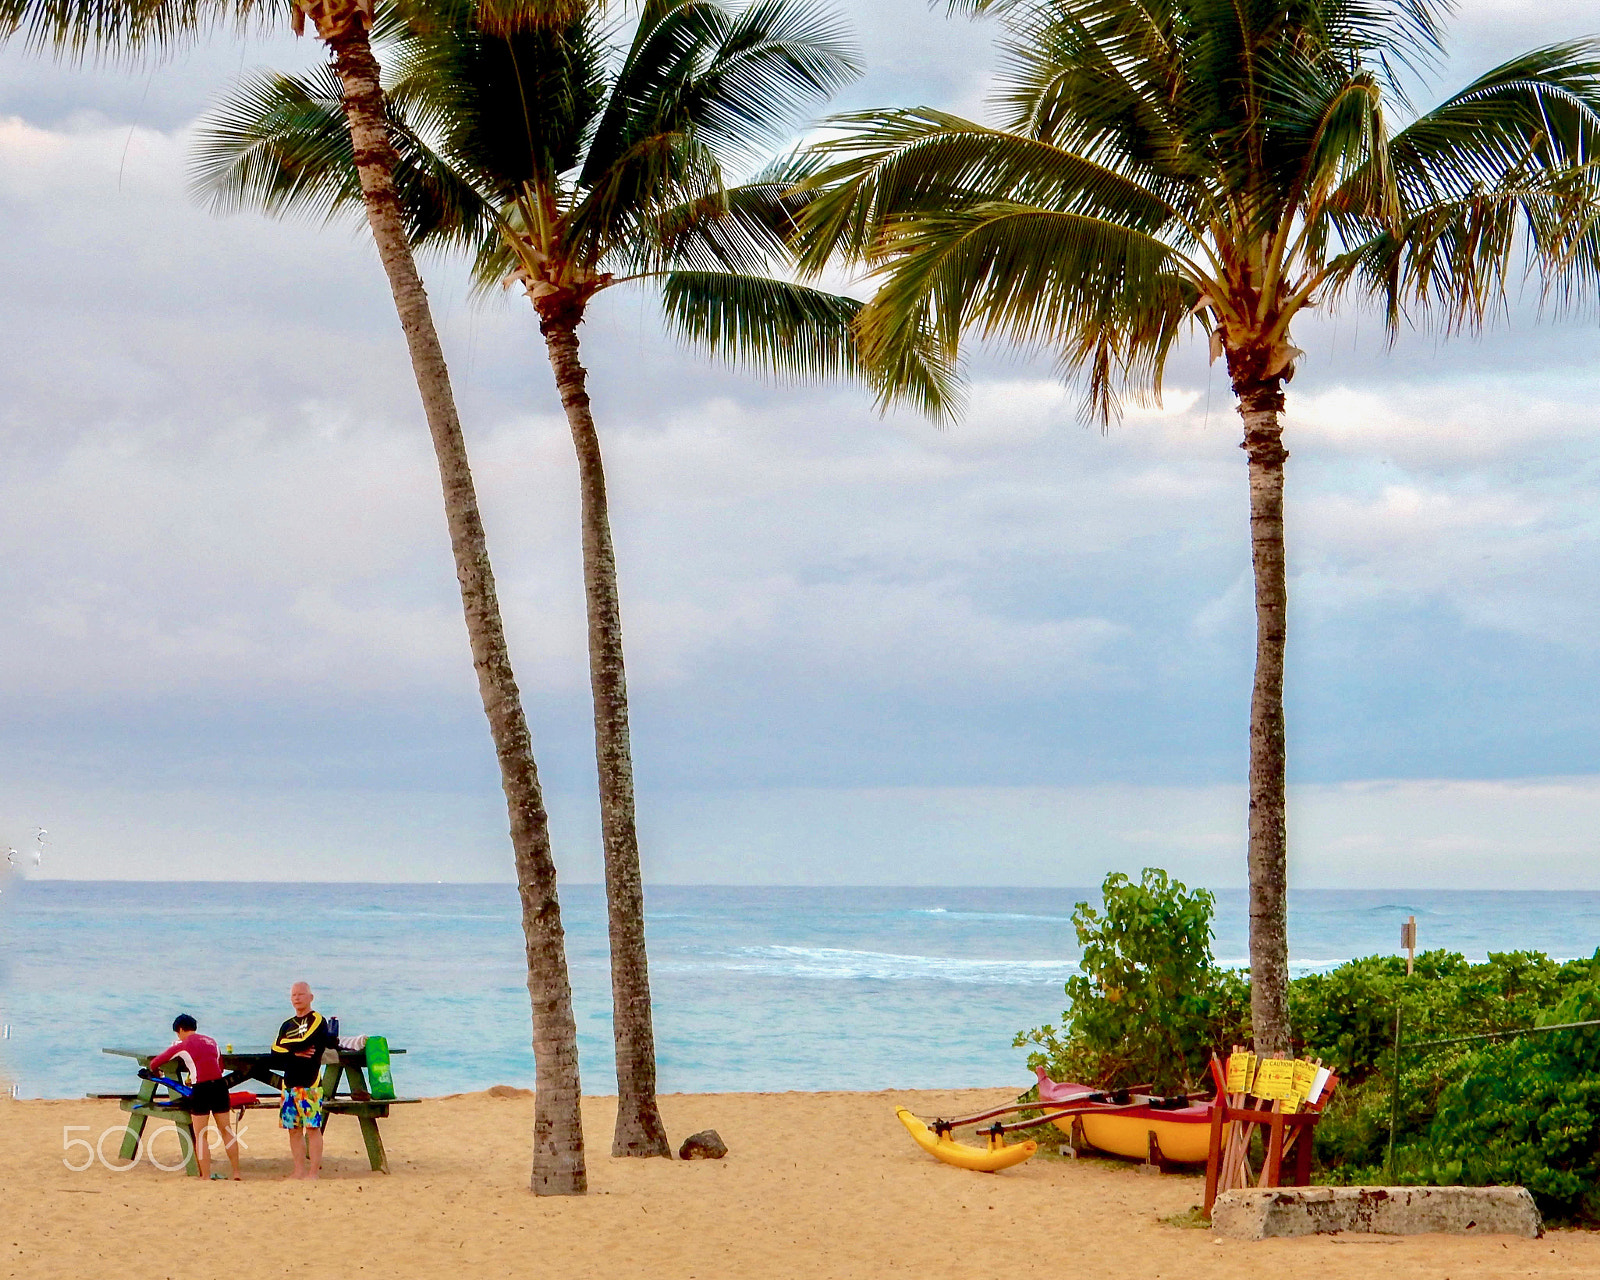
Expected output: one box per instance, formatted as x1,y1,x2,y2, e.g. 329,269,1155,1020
1210,1186,1543,1240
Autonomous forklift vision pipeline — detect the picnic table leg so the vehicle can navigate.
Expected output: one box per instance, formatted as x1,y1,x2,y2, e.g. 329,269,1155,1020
318,1058,344,1142
118,1073,159,1162
357,1115,389,1173
175,1112,201,1177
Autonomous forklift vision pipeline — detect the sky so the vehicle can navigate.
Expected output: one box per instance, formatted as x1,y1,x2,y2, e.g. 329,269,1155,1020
3,0,1600,887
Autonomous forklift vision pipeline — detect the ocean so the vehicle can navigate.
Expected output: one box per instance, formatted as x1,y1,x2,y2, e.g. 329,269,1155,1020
3,881,1599,1101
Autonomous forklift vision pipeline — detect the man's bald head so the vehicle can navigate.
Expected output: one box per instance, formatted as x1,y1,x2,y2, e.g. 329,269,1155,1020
290,982,314,1015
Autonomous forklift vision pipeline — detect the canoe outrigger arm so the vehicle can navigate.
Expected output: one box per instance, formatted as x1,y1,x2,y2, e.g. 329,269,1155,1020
929,1099,1151,1139
924,1088,1158,1139
932,1083,1160,1132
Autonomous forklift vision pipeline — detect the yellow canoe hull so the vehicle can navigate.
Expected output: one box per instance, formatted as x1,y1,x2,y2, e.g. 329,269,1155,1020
896,1108,1038,1172
1053,1112,1211,1164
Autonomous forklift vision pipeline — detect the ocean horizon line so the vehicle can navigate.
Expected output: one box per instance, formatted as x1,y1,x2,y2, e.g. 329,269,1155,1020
8,878,1600,893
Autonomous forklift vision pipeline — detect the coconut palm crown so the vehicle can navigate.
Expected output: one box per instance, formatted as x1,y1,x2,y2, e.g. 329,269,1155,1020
792,0,1600,1054
193,0,948,1156
193,0,949,409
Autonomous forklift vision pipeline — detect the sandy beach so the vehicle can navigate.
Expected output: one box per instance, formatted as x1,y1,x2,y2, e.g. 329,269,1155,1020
2,1086,1596,1279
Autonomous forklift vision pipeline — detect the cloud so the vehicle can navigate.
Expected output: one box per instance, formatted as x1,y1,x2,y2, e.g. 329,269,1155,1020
1290,382,1596,469
14,775,1597,888
1454,0,1600,35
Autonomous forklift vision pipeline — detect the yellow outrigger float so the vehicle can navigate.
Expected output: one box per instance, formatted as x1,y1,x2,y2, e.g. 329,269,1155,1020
895,1107,1039,1172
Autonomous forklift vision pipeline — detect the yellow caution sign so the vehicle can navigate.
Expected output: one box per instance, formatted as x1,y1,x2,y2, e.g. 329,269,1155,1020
1252,1057,1296,1101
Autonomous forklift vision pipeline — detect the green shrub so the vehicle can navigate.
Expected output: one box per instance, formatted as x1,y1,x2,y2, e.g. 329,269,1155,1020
1411,983,1600,1221
1293,950,1600,1184
1290,949,1597,1084
1309,1055,1471,1179
1014,868,1249,1093
1012,866,1600,1207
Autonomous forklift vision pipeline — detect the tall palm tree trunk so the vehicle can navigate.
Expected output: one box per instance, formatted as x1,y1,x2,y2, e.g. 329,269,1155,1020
321,22,587,1194
1234,370,1292,1058
538,302,671,1158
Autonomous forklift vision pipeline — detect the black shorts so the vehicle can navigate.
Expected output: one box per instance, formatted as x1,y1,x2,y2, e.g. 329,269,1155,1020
187,1078,231,1115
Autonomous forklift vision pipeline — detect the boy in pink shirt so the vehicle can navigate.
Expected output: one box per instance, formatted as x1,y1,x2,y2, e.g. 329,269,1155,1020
149,1014,241,1180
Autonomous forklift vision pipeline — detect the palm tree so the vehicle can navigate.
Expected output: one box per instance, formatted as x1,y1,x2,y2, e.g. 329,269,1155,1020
191,0,939,1154
791,0,1600,1054
4,0,590,1192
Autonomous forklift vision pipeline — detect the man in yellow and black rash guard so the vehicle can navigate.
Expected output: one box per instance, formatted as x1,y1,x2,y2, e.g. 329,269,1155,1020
272,981,337,1179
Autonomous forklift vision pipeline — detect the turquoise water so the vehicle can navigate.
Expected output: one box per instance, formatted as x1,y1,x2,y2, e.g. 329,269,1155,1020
3,881,1599,1099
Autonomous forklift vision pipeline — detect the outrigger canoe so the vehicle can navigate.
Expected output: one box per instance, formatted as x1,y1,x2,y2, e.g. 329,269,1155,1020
1035,1068,1213,1164
895,1073,1215,1173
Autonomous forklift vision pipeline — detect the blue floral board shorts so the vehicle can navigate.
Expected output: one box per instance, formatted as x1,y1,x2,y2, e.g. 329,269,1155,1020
280,1085,326,1130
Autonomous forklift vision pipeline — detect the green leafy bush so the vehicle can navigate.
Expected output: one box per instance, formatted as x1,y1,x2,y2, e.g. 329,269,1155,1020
1293,950,1600,1181
1013,867,1600,1209
1014,868,1249,1093
1290,950,1594,1083
1403,984,1600,1220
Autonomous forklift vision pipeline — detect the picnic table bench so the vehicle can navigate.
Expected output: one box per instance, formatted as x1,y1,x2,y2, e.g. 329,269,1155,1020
98,1043,421,1176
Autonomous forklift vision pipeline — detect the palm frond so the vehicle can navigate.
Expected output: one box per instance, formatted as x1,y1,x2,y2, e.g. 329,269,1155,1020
1383,42,1600,209
0,0,272,56
854,201,1198,422
992,0,1198,179
648,157,820,274
579,0,729,186
660,270,959,418
1289,0,1452,91
385,1,604,199
793,105,1205,302
1306,39,1600,331
1329,170,1600,330
802,108,1186,261
191,67,357,221
564,127,730,271
582,0,856,183
659,0,860,164
468,0,593,36
191,63,493,247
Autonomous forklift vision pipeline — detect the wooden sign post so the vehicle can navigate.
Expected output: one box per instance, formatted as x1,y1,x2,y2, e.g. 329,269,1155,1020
1204,1048,1338,1214
1401,915,1417,976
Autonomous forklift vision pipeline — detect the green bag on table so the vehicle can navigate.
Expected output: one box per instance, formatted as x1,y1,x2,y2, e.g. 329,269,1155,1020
365,1036,396,1100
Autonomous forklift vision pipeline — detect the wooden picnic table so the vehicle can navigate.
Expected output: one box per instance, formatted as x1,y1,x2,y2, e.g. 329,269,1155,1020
99,1044,419,1177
